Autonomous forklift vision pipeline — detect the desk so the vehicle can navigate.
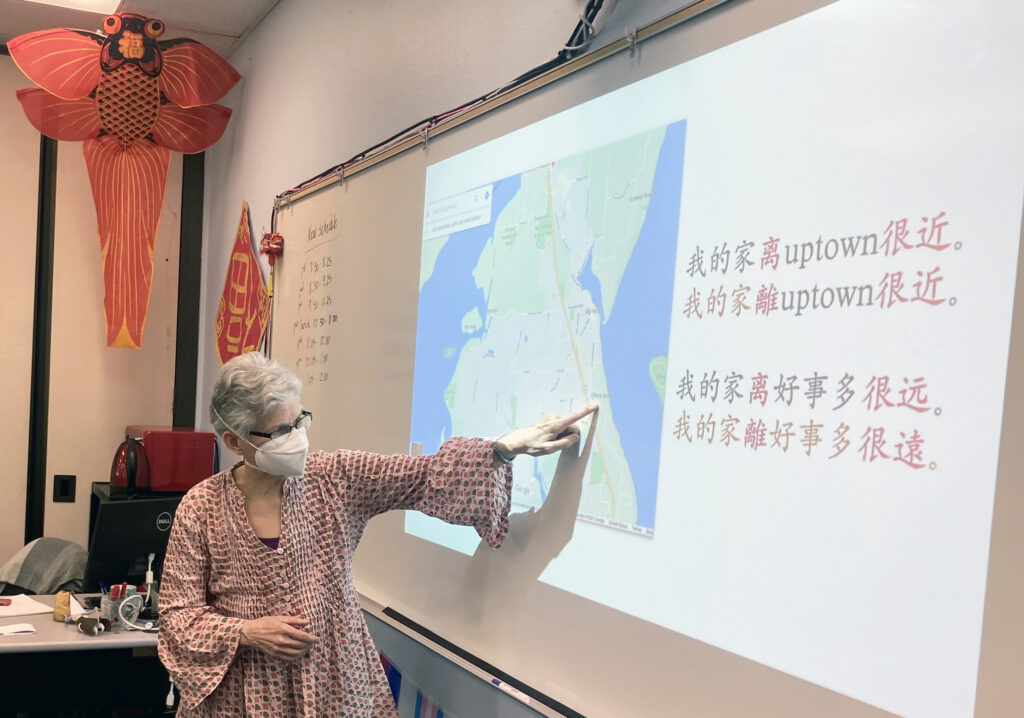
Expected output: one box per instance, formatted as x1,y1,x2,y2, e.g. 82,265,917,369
0,594,169,716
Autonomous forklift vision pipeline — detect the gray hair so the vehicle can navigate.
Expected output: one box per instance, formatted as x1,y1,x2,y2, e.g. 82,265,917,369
209,352,302,437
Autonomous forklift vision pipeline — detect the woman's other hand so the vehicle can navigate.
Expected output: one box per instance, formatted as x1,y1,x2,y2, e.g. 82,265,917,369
495,403,598,460
239,615,319,661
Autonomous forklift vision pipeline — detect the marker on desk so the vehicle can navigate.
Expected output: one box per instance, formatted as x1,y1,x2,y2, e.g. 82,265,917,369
491,679,530,705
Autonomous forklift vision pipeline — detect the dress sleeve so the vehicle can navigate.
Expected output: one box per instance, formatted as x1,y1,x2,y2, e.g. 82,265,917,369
316,437,513,548
157,498,245,712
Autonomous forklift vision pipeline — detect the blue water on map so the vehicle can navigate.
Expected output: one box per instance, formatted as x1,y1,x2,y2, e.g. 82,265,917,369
578,251,605,318
594,120,686,530
410,121,686,532
410,176,521,454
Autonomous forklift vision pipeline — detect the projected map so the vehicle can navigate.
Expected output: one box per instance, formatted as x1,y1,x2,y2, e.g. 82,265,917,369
410,121,686,537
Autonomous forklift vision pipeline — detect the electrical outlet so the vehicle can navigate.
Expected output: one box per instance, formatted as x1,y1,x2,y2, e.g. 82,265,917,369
53,474,76,503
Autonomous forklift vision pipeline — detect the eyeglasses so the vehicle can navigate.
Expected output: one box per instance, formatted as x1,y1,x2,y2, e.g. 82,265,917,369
249,410,313,440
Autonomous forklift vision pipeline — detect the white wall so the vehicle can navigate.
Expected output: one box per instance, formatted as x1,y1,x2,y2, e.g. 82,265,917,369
0,56,40,561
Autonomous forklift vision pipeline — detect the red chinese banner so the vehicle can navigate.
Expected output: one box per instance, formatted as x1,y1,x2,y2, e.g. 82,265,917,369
214,202,270,363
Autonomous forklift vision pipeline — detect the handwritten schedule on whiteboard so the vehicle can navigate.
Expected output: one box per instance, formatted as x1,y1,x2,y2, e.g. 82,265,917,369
290,251,337,387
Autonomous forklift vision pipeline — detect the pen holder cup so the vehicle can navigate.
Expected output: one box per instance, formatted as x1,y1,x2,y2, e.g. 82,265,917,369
100,594,120,626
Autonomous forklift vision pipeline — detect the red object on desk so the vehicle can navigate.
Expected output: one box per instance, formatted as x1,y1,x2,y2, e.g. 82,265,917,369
0,598,11,606
110,426,215,494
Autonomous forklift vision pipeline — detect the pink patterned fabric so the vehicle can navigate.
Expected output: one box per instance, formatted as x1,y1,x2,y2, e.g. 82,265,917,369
158,437,512,717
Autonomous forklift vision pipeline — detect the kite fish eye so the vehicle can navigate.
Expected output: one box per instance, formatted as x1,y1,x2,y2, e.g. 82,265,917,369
144,19,165,38
102,14,122,34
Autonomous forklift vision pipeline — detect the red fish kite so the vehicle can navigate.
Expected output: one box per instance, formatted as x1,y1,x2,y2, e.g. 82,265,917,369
8,14,240,348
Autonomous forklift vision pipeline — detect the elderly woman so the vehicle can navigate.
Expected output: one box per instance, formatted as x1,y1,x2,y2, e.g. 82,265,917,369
158,351,595,716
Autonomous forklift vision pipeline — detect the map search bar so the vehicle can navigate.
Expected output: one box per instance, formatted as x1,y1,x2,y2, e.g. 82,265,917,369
423,185,493,241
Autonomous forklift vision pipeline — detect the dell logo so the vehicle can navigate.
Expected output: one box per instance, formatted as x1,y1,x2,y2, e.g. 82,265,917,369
156,512,173,532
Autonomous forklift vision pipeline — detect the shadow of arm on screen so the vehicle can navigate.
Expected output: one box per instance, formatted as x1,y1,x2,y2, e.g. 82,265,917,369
461,417,597,620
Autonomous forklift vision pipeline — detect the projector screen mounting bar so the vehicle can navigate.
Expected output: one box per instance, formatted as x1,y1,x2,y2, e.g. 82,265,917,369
276,0,734,208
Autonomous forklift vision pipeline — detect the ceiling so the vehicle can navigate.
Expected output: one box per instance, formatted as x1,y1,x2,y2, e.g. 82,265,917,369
0,0,280,58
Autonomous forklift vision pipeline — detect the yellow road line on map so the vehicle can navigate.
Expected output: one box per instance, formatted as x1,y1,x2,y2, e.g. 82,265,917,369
545,169,616,519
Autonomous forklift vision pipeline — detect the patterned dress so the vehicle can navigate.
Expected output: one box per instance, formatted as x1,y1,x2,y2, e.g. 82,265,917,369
158,437,512,717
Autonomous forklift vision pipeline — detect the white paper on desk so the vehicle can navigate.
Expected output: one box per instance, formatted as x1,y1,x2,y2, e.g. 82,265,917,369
69,594,87,618
0,622,36,636
0,594,52,618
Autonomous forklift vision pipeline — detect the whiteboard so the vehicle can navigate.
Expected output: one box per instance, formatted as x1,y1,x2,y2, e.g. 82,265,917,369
271,1,1024,716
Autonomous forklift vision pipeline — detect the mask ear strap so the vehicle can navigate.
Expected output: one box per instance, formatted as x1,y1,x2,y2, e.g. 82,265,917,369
211,406,256,450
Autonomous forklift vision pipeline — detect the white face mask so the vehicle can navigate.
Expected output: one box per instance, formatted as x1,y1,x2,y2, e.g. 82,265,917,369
244,426,309,477
214,406,310,477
